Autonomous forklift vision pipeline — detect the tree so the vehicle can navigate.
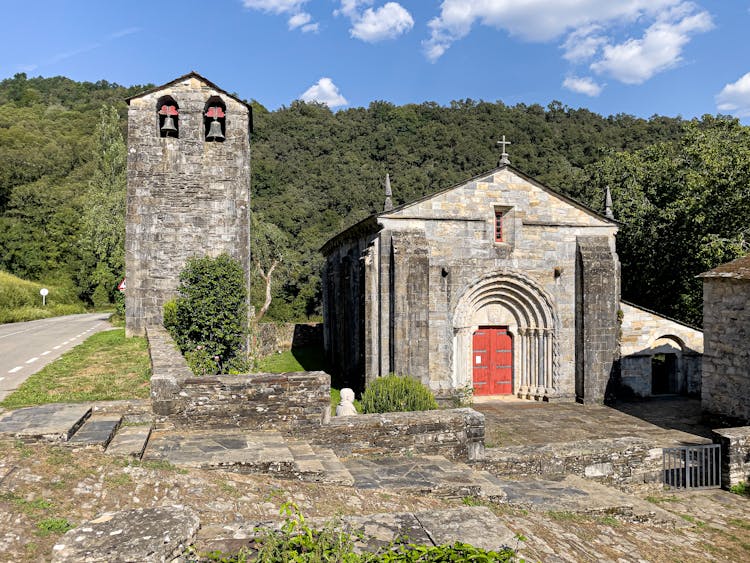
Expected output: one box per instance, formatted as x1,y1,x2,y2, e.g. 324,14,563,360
251,213,291,322
78,105,126,306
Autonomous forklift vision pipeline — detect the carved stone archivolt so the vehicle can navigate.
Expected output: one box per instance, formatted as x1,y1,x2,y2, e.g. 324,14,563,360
453,270,559,400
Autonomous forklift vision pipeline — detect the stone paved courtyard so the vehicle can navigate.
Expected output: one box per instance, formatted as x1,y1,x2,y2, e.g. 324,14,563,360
476,397,712,448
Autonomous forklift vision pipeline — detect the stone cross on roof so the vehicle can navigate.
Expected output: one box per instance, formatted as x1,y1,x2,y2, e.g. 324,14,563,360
497,135,511,165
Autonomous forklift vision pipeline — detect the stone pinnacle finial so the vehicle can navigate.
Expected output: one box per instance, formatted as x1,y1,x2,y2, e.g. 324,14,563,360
497,135,511,166
604,185,614,219
384,173,393,211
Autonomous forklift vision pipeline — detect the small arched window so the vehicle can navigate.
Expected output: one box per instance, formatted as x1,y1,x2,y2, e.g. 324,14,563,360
204,96,226,142
157,96,179,138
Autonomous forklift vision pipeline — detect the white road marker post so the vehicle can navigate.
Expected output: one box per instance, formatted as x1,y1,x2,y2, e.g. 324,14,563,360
40,287,49,306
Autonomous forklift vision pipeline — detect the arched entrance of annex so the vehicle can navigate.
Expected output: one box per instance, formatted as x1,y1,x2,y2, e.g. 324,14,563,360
452,271,559,400
649,335,686,395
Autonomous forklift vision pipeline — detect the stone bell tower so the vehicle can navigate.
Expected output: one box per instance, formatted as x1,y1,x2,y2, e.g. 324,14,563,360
125,72,252,336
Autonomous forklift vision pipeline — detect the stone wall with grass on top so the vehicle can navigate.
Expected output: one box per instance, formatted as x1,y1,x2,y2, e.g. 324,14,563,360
712,426,750,489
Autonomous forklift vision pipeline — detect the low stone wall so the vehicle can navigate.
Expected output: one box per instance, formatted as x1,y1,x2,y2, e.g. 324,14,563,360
478,437,665,491
147,325,485,461
255,322,323,357
147,325,329,431
301,408,486,462
712,426,750,489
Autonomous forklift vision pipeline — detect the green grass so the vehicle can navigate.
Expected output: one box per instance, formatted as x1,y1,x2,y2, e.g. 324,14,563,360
0,328,150,408
0,270,86,323
255,346,327,372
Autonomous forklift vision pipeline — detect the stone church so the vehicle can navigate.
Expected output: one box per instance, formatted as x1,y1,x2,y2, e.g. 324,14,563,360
322,154,703,403
124,72,252,337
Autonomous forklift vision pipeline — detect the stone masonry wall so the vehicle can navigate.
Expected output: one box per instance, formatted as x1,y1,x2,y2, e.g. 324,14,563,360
147,326,329,431
478,437,664,492
255,322,323,358
126,75,251,336
712,426,750,488
620,302,703,397
702,278,750,423
576,236,619,403
301,408,485,462
148,326,485,461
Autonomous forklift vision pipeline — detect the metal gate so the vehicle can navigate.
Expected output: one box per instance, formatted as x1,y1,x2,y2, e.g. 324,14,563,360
663,444,721,489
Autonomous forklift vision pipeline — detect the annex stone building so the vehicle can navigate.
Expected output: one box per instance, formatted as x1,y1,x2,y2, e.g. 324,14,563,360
700,253,750,424
322,162,703,403
125,72,252,336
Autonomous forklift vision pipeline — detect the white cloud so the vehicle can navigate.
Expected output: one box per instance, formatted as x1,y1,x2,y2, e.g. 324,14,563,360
563,76,603,96
423,0,712,85
300,77,348,107
716,72,750,117
350,2,414,42
288,12,311,29
242,0,308,14
590,10,713,84
335,0,372,18
243,0,317,32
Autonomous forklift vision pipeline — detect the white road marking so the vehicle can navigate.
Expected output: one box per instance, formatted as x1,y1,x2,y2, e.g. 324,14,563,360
0,327,35,340
8,366,22,374
41,351,51,356
53,345,61,350
25,357,39,364
62,340,70,345
0,377,4,381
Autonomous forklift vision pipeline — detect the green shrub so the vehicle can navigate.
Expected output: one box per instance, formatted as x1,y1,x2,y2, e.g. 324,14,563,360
164,254,249,375
730,481,750,497
360,374,439,414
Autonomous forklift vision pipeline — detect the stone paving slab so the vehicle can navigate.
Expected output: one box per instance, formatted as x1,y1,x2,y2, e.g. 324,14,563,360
0,404,91,442
66,415,121,448
143,430,296,474
495,474,685,525
344,455,505,499
414,506,518,550
51,505,200,562
105,425,152,458
311,446,355,485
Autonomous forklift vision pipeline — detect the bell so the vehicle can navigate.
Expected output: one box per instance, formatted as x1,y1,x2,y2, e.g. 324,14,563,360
160,115,177,136
207,117,224,141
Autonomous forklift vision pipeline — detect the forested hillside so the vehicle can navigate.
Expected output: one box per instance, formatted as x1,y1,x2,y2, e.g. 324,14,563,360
1,73,747,326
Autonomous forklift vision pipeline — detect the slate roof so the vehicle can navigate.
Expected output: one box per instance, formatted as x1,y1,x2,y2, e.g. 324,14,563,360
698,253,750,280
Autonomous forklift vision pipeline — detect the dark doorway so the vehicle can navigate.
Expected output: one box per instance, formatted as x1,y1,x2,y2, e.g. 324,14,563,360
651,353,678,394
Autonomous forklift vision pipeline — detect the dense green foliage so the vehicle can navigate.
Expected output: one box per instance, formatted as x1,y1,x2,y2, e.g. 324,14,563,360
164,254,249,375
1,73,748,325
0,270,85,322
361,374,439,414
201,503,516,562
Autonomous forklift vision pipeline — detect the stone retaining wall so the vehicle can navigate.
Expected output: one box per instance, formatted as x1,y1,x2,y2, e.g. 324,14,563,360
478,437,664,492
148,325,330,431
712,426,750,489
147,325,486,461
301,408,485,462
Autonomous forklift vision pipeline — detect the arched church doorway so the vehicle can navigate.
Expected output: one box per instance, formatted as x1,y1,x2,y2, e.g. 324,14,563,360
454,271,558,400
651,353,678,394
472,327,513,395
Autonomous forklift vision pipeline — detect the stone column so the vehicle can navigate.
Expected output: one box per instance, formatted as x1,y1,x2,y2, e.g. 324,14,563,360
535,329,545,399
517,328,528,398
544,329,554,398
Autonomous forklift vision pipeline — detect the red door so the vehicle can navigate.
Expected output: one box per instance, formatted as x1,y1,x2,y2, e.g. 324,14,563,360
472,327,513,395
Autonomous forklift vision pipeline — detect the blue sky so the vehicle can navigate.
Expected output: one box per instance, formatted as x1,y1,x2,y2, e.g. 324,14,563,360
1,1,749,122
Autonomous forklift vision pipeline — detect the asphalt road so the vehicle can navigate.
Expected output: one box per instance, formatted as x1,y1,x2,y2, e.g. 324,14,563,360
0,313,112,401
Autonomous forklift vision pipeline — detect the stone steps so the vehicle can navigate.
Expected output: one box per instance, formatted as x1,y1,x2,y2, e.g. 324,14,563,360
105,424,152,458
0,404,91,442
65,414,122,448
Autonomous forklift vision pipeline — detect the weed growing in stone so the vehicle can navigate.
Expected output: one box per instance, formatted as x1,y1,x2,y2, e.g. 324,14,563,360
36,517,73,537
730,481,750,497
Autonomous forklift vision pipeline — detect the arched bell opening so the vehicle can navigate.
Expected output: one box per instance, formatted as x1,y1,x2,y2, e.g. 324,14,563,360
453,271,558,401
204,96,226,142
156,96,179,138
